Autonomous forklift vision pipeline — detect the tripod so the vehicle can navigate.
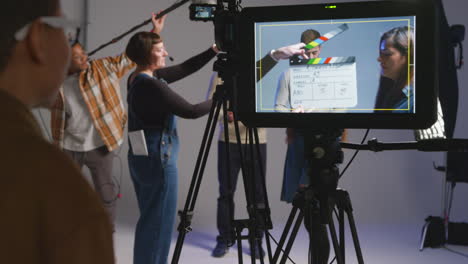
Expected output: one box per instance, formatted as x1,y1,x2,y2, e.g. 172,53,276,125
272,130,364,264
171,53,273,264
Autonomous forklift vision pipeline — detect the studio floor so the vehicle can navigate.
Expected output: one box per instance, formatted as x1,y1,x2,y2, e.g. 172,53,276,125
114,223,468,264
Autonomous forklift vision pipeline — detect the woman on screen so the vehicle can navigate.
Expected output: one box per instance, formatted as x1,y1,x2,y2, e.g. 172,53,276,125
374,26,415,112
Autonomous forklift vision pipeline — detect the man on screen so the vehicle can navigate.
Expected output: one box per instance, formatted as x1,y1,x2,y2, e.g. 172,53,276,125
274,29,322,112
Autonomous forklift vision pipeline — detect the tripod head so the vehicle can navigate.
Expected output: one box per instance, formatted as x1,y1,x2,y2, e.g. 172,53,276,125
295,128,345,225
304,129,344,193
213,53,237,76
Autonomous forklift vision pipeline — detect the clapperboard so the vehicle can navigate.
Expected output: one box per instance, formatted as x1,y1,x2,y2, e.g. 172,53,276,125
289,24,358,110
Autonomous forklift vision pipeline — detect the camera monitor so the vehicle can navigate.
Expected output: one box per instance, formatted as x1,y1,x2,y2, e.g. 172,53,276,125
237,1,438,129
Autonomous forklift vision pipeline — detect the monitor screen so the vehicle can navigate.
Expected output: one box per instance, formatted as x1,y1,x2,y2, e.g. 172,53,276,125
255,16,416,114
237,1,437,129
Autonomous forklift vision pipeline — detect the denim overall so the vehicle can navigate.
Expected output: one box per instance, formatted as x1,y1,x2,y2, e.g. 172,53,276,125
128,74,180,264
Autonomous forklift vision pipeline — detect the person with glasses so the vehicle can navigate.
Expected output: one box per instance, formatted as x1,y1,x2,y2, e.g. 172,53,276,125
0,0,114,263
50,11,166,228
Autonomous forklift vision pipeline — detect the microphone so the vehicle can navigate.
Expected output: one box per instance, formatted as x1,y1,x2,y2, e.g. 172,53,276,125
169,56,174,62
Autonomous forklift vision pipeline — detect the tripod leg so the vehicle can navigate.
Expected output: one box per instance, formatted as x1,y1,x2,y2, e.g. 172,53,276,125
249,235,257,264
172,230,188,264
273,207,299,263
171,89,223,264
236,226,244,264
231,116,264,263
220,97,237,247
339,207,345,262
279,210,304,264
253,128,273,260
304,204,330,264
328,214,345,264
264,230,273,261
346,209,364,264
337,190,364,264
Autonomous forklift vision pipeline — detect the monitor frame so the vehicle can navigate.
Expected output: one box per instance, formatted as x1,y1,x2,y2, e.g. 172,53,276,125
236,0,438,129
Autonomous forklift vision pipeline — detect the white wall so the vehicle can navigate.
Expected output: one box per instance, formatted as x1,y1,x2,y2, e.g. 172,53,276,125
34,0,468,231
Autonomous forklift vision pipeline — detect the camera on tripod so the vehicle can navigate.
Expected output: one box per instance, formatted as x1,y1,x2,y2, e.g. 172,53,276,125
189,0,242,54
176,2,444,264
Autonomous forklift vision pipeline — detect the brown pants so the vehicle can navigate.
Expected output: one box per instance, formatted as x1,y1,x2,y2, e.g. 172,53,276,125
64,146,117,225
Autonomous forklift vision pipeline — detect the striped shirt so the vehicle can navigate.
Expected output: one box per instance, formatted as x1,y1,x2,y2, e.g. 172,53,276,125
414,99,446,140
51,53,135,151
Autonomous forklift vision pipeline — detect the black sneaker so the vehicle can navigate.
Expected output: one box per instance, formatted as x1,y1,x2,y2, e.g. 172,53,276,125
212,241,229,258
250,242,265,259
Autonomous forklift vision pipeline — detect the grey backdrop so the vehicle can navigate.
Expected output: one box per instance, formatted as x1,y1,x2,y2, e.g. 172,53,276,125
35,0,468,233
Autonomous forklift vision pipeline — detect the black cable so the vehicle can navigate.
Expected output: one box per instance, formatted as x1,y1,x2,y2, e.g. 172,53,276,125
339,129,370,178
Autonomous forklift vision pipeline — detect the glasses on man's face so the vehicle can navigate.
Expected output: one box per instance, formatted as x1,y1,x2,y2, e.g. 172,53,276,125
14,16,78,44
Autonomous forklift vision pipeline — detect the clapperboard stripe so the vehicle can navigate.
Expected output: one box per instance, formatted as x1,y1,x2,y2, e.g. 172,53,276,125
305,23,349,50
291,56,355,65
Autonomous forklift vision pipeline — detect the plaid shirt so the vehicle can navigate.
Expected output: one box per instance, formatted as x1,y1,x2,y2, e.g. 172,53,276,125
51,53,135,151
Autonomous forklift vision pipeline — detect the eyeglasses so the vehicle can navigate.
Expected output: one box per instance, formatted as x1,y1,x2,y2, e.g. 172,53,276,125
14,16,79,44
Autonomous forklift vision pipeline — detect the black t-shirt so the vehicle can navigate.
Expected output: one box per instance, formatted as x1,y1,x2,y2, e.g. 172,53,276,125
128,48,216,131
